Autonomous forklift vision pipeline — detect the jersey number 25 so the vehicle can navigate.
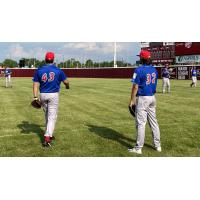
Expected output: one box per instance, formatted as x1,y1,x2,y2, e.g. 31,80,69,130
146,73,156,85
42,72,55,82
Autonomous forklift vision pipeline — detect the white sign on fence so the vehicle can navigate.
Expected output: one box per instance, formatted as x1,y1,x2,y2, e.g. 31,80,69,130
177,67,189,79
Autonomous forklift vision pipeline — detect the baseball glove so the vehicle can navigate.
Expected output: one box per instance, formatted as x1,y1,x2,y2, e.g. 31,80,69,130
31,99,42,109
129,105,136,117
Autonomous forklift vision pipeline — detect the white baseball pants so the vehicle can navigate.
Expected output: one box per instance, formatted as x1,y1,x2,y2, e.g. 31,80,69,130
40,93,59,137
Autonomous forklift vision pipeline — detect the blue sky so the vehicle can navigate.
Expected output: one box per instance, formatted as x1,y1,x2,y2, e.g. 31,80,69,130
0,42,140,64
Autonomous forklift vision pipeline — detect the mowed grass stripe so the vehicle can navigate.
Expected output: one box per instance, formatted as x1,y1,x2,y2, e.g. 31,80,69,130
0,78,199,156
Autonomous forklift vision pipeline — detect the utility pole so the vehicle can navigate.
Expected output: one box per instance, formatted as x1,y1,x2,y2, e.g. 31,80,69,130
114,42,117,68
62,55,65,68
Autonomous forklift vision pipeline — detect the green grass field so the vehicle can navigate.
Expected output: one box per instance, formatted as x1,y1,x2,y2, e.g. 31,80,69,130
0,77,199,157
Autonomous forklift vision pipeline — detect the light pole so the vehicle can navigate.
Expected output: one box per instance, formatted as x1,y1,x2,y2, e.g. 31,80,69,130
114,42,117,68
62,55,64,68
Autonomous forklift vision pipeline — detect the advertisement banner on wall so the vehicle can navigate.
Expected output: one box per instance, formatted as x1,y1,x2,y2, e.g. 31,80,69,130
175,42,200,56
176,55,200,63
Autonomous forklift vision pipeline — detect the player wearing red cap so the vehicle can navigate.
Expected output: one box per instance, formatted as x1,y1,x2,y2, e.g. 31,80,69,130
128,50,161,154
33,52,70,147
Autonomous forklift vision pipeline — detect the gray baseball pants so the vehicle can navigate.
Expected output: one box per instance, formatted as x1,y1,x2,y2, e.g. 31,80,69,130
162,77,170,93
5,75,11,87
135,96,161,150
192,77,197,87
40,93,59,137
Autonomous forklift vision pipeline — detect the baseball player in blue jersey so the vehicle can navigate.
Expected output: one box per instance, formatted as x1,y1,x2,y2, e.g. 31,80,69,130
128,50,161,154
4,67,12,88
33,52,69,147
162,64,170,93
190,67,197,87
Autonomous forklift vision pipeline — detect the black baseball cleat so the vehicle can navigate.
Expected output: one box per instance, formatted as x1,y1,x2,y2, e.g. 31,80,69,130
43,141,52,147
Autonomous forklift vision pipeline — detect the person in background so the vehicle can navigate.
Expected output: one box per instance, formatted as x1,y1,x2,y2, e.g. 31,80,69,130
162,63,170,93
4,67,12,88
190,66,197,87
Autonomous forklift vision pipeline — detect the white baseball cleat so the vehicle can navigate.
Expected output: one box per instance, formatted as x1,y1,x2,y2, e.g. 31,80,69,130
155,147,162,152
128,148,142,154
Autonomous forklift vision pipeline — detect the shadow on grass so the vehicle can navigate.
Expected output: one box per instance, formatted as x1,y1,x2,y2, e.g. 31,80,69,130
17,121,44,144
87,124,134,148
87,124,154,150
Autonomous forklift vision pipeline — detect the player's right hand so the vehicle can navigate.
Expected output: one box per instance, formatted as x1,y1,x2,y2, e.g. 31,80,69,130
129,99,135,107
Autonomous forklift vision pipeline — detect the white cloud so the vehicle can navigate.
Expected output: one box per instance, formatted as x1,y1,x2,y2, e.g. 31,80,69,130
7,44,47,60
33,47,47,60
63,42,124,54
64,42,98,51
8,43,29,58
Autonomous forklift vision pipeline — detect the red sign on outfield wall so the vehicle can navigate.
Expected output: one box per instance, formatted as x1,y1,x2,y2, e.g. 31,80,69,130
175,42,200,56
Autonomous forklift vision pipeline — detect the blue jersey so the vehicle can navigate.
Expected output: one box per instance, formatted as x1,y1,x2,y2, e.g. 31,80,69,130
131,65,158,96
191,69,197,77
5,69,11,77
162,68,170,78
33,64,67,93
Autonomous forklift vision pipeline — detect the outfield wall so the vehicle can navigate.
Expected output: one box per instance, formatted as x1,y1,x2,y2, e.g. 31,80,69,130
0,68,135,78
0,67,162,79
0,66,199,79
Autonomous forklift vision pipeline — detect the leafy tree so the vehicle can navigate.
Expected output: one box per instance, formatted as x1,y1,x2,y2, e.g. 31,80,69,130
73,60,81,68
3,59,18,68
85,59,93,68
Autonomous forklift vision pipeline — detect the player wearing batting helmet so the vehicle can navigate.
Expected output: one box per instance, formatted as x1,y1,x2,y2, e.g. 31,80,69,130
128,50,161,154
33,52,69,147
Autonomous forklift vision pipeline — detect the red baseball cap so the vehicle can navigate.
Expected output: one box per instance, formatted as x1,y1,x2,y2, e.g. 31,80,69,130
137,50,151,59
45,52,55,61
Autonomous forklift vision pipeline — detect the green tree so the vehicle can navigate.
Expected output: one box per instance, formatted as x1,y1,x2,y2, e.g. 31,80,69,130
3,59,18,68
85,59,93,68
73,60,81,68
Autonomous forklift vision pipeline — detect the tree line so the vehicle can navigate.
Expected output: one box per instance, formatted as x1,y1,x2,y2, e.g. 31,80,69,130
0,58,132,68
